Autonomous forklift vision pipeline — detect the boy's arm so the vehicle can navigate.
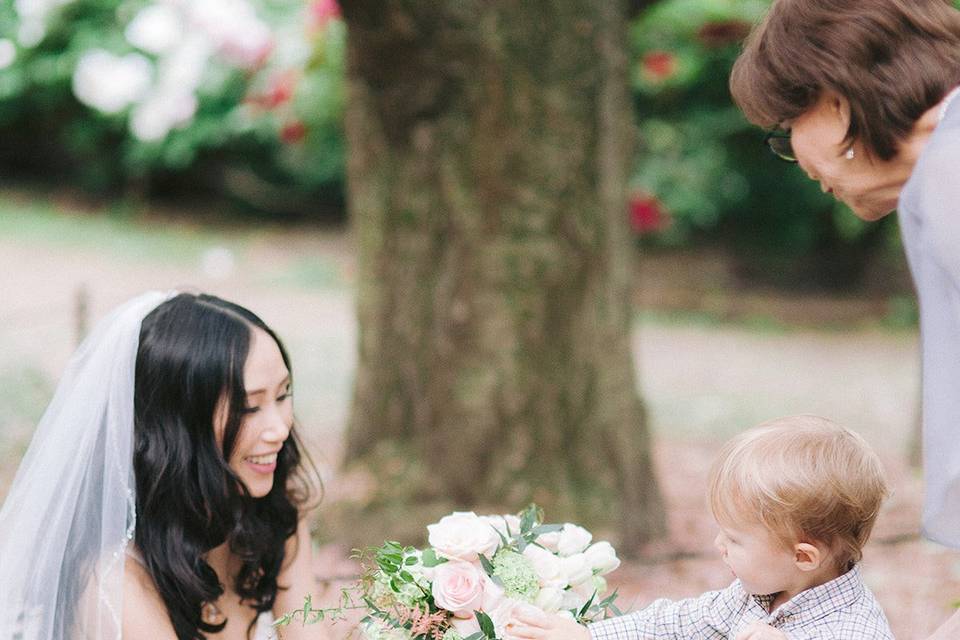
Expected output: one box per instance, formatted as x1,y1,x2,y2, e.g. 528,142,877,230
509,583,745,640
587,583,744,640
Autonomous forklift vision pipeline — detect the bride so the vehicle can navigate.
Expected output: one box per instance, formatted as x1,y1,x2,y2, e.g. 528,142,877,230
0,292,325,639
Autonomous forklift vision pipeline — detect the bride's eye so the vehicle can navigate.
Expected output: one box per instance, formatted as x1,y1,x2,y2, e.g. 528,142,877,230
241,405,260,415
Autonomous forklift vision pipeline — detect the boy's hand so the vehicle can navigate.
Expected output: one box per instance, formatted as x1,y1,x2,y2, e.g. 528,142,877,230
504,607,590,640
735,621,789,640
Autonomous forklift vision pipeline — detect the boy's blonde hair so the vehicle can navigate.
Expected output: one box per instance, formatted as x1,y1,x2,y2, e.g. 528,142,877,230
708,415,888,569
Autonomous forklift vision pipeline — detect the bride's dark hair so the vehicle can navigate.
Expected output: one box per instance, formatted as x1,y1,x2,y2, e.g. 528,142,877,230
133,293,315,640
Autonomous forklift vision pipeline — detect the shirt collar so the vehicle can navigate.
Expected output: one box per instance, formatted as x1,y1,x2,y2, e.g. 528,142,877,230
939,86,960,123
761,564,865,625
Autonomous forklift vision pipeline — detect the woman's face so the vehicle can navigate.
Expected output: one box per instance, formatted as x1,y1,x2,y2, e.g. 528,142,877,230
220,328,293,498
789,92,907,221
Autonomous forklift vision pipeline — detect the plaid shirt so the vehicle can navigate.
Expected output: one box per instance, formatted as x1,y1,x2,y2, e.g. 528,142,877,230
588,565,893,640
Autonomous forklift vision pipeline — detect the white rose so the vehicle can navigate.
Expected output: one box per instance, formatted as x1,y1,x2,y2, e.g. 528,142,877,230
560,553,593,587
560,587,585,611
428,512,500,561
536,530,561,552
482,514,522,539
571,575,607,600
557,524,592,556
522,544,564,587
583,541,620,575
534,586,565,613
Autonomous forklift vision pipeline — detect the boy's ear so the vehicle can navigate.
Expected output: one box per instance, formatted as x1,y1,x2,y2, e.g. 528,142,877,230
793,542,825,572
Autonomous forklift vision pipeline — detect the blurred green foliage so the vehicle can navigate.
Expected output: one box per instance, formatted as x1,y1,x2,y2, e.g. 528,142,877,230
0,0,345,216
1,0,953,287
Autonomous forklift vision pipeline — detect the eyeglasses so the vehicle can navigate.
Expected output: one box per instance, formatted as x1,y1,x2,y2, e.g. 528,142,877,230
764,130,798,163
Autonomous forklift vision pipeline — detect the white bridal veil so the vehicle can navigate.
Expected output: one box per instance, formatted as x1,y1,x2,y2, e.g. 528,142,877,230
0,291,172,640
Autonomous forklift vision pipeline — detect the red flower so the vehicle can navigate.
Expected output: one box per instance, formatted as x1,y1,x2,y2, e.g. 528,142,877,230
246,70,298,110
641,51,677,82
309,0,341,31
281,120,307,144
266,71,298,109
629,193,669,234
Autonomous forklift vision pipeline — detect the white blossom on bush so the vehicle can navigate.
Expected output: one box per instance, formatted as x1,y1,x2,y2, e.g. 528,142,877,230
14,0,73,46
72,49,153,114
0,39,16,70
124,4,183,56
52,0,274,141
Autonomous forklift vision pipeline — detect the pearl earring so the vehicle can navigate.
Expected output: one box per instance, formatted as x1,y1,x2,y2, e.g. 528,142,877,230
845,147,855,160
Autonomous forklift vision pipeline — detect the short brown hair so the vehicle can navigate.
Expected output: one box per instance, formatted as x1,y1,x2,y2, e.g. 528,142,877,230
730,0,960,161
709,416,888,570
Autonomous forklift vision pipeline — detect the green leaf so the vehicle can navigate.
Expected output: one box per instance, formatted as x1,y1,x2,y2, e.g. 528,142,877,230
272,612,293,627
404,555,419,566
579,592,596,618
531,524,563,536
421,548,447,567
598,589,620,608
476,611,497,639
520,505,538,534
478,553,496,577
464,634,486,640
491,524,509,548
399,570,415,583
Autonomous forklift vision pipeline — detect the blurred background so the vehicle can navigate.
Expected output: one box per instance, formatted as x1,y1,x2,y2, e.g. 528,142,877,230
0,0,956,637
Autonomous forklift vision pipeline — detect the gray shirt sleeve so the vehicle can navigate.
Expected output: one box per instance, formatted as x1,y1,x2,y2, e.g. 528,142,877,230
898,104,960,547
587,584,743,640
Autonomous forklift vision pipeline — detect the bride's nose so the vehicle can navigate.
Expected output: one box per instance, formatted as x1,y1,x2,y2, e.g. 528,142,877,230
261,410,291,443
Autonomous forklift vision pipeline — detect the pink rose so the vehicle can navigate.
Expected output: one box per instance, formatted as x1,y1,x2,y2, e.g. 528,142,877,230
431,561,486,618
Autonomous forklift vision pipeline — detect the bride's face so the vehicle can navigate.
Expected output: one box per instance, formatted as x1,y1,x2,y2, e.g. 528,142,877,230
220,328,293,498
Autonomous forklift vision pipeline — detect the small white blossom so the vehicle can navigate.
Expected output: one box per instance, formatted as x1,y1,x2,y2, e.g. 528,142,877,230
72,50,153,114
125,4,183,55
130,90,196,141
0,40,16,69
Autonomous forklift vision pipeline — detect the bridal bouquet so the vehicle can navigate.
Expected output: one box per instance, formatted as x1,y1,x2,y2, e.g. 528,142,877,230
276,505,623,639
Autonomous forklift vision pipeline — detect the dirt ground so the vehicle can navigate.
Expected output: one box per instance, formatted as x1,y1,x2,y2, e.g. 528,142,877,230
1,200,956,638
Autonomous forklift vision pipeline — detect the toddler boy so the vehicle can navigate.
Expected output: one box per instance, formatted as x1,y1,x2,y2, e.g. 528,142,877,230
508,415,893,640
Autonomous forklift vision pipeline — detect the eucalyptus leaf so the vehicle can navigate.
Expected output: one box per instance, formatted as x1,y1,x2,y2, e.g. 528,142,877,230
476,611,497,639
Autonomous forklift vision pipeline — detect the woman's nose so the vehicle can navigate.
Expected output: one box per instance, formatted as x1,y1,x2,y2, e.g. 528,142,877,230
262,410,291,442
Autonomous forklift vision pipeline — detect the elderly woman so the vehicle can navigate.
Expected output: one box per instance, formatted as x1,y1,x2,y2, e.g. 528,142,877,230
729,0,960,637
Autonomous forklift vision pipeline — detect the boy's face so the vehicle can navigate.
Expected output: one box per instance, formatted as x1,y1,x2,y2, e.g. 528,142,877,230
714,519,800,596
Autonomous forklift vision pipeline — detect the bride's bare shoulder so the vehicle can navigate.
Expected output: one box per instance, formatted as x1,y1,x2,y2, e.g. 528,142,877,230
121,552,178,639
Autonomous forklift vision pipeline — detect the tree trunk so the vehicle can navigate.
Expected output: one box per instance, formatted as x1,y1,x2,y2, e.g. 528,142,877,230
339,0,667,554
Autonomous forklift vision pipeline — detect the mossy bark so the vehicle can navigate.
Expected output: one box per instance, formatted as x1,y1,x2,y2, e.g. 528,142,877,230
339,0,666,554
